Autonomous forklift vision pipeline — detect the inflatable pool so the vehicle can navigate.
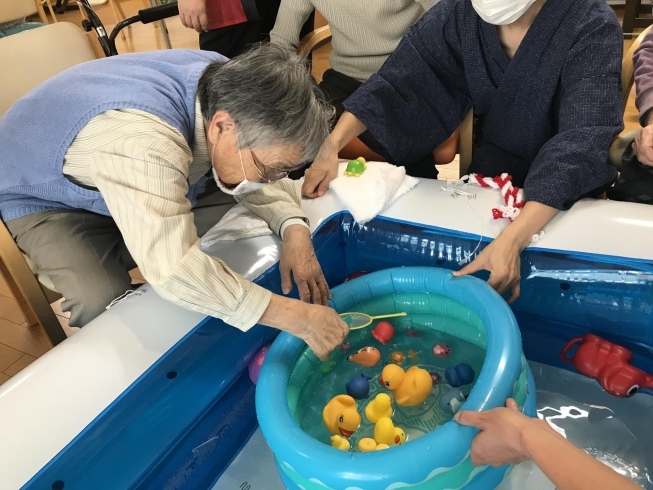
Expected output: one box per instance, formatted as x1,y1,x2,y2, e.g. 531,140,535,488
257,267,536,489
0,180,651,489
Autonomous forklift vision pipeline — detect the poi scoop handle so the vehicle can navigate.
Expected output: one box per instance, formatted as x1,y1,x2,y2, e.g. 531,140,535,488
369,312,407,320
341,312,407,330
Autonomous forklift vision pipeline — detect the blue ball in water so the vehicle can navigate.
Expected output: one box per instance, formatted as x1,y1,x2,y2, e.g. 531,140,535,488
345,372,372,399
445,363,475,387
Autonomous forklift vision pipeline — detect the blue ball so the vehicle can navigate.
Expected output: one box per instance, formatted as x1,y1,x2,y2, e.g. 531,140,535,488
445,363,475,387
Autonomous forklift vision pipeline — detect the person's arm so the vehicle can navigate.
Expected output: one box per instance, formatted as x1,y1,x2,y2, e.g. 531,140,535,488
523,15,623,211
454,202,558,303
87,111,346,358
269,0,315,51
632,29,653,165
302,0,471,197
455,399,641,490
236,180,330,305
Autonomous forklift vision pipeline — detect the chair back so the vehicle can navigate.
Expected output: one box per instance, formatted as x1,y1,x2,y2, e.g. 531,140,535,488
0,0,37,24
0,22,96,116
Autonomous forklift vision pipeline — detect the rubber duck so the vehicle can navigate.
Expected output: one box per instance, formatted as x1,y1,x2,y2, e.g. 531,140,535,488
445,363,475,387
389,351,405,364
346,372,372,399
357,438,390,452
330,435,351,451
344,157,366,177
323,395,361,438
432,343,452,359
440,387,466,415
364,393,393,423
347,346,381,367
373,417,407,446
380,364,433,406
371,321,395,344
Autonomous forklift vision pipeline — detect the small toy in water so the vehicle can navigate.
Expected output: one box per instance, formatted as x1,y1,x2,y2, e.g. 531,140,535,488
346,372,372,399
248,344,270,384
321,360,337,373
339,341,351,352
405,329,422,337
371,321,395,344
389,351,406,364
323,395,361,438
344,271,369,282
344,157,367,177
347,346,381,367
439,387,466,415
429,372,442,385
374,417,407,446
365,393,393,423
357,438,390,452
408,349,419,361
330,435,351,451
560,333,653,397
445,363,475,387
432,343,452,359
381,364,433,406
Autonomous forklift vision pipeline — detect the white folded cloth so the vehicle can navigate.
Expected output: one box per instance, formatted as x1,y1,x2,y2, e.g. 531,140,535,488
329,161,419,224
200,204,272,250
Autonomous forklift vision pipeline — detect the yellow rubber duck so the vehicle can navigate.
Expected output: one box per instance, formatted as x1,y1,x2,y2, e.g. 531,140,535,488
357,438,390,452
330,435,351,451
380,364,433,406
323,395,361,438
373,417,407,446
364,393,393,423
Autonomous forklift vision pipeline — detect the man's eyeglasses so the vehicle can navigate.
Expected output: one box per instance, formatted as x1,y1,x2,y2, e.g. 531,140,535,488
250,150,307,183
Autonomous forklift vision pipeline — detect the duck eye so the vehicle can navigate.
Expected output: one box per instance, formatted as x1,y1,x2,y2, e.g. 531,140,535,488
339,416,344,422
385,382,390,387
627,385,640,396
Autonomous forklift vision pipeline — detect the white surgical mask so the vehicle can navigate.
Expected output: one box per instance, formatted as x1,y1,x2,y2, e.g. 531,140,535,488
471,0,537,25
212,133,267,196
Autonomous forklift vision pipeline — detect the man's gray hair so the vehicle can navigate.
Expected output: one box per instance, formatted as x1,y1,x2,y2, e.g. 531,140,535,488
198,43,334,165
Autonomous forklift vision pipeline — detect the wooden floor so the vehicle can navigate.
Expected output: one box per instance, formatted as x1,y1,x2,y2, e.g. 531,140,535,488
0,3,644,384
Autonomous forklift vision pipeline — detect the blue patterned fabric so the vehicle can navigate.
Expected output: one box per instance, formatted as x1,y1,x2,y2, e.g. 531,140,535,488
344,0,623,209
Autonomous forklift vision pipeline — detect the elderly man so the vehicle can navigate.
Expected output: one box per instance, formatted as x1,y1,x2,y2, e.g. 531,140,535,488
0,44,347,359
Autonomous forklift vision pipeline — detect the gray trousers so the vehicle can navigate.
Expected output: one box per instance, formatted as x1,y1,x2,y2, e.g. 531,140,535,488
6,181,236,327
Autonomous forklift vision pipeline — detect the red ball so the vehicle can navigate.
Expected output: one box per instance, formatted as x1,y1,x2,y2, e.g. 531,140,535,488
371,321,395,344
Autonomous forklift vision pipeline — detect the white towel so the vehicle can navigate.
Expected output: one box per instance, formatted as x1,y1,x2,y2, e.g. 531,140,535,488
200,204,272,250
329,161,419,224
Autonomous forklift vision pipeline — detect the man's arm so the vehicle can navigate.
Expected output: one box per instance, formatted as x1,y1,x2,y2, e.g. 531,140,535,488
269,0,315,51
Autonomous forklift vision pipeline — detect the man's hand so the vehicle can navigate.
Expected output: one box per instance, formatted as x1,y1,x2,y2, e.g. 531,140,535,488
280,224,330,305
454,399,533,467
454,235,522,303
633,125,653,166
178,0,209,32
259,295,348,361
302,138,339,198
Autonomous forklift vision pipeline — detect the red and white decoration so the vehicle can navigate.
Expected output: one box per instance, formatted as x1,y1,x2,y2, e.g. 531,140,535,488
462,173,525,221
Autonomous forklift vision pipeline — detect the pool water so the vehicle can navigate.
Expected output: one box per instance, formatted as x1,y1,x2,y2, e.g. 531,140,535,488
293,294,487,452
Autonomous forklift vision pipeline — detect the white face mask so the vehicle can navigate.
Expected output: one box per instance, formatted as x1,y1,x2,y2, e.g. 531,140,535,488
471,0,537,25
212,133,267,196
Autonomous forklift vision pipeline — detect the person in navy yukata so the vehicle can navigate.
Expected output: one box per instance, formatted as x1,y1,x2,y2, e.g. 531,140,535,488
302,0,623,303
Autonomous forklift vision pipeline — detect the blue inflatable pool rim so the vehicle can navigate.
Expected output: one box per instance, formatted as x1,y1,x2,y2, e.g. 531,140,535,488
256,267,531,489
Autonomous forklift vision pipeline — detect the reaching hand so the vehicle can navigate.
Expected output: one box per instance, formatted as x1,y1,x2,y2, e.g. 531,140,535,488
178,0,209,32
280,224,330,305
302,138,339,198
454,235,521,303
633,125,653,166
299,304,349,361
455,399,533,467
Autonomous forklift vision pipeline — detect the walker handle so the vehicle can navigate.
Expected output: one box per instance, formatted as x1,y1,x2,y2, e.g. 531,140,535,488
138,2,179,24
560,337,584,363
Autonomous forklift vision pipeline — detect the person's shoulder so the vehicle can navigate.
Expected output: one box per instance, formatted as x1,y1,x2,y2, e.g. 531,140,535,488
570,0,620,29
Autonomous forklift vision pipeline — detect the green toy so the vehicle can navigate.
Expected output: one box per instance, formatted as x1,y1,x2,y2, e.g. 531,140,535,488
344,157,367,177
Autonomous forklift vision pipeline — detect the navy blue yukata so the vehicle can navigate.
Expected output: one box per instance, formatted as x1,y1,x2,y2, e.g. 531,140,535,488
343,0,624,210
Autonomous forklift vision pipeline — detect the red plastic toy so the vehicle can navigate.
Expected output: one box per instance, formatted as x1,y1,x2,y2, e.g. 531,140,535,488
371,321,395,344
344,271,369,282
560,333,653,398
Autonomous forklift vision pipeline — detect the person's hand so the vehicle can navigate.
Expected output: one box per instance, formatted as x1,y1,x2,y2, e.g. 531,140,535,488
453,235,521,303
178,0,208,32
633,125,653,166
302,137,339,198
280,224,330,305
300,303,349,360
454,399,534,467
